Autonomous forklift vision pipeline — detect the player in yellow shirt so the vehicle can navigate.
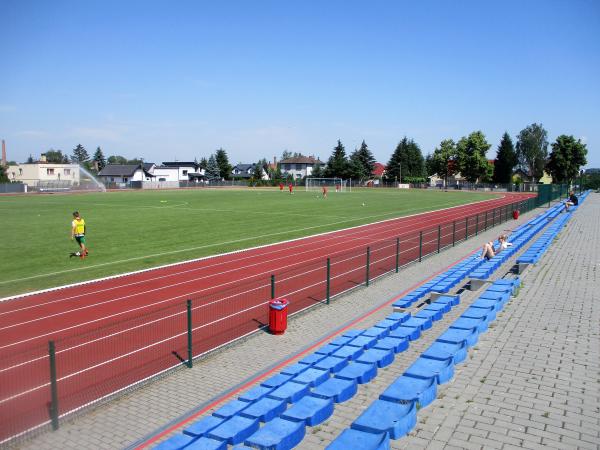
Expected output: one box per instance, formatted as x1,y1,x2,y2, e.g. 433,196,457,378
71,211,88,259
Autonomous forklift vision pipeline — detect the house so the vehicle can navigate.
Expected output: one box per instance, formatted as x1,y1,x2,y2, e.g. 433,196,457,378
7,154,80,187
512,168,552,184
279,156,323,180
231,163,269,180
97,164,154,184
152,161,198,182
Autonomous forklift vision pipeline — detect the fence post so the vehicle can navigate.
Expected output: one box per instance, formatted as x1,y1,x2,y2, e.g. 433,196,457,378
475,214,479,236
326,258,331,304
395,238,400,273
48,340,59,431
270,274,275,299
452,221,456,246
186,300,193,368
465,217,468,241
419,231,423,262
437,225,441,253
365,247,370,287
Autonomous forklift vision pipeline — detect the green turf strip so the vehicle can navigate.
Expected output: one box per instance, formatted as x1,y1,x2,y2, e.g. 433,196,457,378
0,188,494,297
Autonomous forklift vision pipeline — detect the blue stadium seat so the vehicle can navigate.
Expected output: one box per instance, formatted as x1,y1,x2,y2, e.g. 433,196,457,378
351,399,417,439
244,417,305,450
326,429,389,450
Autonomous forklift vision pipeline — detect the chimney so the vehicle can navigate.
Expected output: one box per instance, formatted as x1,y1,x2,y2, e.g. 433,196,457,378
273,156,277,166
1,140,6,166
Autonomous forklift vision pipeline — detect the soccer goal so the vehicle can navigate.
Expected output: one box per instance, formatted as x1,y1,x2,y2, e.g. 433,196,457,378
305,177,347,192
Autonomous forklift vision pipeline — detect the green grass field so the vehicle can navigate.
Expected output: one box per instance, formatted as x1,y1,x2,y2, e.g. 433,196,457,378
0,187,495,297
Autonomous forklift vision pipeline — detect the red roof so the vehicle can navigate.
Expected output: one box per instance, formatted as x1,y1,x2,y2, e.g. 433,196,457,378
372,162,386,177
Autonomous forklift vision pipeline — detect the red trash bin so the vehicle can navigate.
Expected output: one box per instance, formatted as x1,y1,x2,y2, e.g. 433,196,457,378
512,210,519,220
268,298,289,334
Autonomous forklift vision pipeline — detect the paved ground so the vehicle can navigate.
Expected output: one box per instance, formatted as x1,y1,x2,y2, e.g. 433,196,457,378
9,194,599,450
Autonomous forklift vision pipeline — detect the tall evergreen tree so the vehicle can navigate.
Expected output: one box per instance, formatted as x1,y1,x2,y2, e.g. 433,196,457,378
205,154,221,181
26,154,34,163
215,148,232,180
428,139,458,187
356,140,376,176
199,157,208,170
71,144,90,164
310,163,323,178
280,150,292,161
516,123,549,183
493,132,517,183
324,140,349,178
545,135,587,184
456,131,492,183
93,147,107,172
386,137,425,182
348,149,368,181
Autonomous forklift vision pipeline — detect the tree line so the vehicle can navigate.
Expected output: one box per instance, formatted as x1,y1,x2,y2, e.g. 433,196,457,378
5,122,587,187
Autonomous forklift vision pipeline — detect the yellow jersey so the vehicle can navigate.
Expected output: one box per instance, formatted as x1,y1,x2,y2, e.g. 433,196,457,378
72,218,85,236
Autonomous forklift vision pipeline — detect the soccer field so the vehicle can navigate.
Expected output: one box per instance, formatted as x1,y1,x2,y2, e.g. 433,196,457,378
0,187,495,297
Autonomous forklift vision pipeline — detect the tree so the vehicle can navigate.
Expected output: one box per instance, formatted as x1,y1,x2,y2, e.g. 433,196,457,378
26,154,34,163
205,154,221,181
215,148,232,180
71,144,90,164
93,147,107,172
456,131,491,183
127,157,143,165
428,139,458,187
386,137,425,182
281,150,292,161
107,155,128,165
347,150,368,181
516,123,549,183
252,163,264,180
310,163,324,178
324,140,349,178
545,135,587,184
0,163,8,182
199,157,208,170
348,140,376,181
44,149,69,163
493,132,518,184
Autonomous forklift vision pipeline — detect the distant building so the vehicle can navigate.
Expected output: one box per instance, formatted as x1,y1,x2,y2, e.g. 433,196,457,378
231,163,268,180
7,154,80,187
97,164,154,184
152,161,198,182
279,156,323,179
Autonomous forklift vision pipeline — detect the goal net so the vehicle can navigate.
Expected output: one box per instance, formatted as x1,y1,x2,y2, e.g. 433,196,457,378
305,177,346,192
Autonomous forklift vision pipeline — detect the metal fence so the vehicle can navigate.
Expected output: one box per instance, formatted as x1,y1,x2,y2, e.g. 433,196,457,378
1,194,559,444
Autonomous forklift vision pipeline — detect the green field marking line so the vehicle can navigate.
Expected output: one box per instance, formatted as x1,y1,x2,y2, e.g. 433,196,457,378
0,194,504,302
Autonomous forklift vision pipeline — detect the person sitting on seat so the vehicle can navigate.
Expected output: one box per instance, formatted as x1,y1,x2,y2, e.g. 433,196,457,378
481,235,507,260
564,190,578,211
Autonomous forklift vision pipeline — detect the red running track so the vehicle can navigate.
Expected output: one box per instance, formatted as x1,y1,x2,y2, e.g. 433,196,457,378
0,193,534,441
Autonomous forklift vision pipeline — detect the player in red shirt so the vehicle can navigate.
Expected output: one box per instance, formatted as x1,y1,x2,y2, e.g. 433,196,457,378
322,186,328,198
288,183,294,194
279,182,284,192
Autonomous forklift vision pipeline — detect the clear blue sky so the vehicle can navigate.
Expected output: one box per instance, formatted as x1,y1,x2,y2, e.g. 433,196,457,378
1,0,599,167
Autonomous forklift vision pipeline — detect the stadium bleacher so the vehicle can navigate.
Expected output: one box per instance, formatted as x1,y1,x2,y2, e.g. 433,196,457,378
153,192,589,450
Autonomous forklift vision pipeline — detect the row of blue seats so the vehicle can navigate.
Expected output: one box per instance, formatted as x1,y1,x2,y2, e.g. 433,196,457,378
154,305,458,450
392,256,483,308
515,191,589,266
327,278,520,449
395,201,563,306
516,213,571,264
469,202,567,280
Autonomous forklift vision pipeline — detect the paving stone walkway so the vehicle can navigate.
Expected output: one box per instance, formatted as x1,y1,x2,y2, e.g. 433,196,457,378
10,195,599,450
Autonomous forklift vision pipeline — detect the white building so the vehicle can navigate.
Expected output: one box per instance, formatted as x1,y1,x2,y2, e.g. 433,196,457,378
279,156,323,180
7,157,80,187
152,161,198,182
